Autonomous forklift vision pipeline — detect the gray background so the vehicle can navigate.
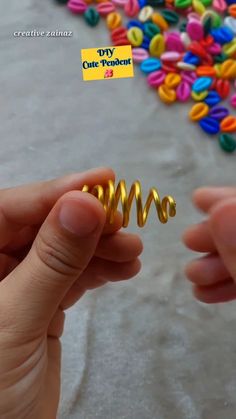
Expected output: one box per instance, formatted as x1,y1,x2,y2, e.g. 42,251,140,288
1,1,236,418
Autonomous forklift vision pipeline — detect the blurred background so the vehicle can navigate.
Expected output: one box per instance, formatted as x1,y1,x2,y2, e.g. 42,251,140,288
1,1,236,418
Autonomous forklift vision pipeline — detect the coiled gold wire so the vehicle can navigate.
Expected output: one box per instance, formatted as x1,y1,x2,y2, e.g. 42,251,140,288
82,180,176,228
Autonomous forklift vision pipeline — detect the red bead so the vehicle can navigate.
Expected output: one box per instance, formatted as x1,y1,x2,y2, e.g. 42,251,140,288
215,79,230,99
162,63,179,73
200,35,214,48
188,41,208,59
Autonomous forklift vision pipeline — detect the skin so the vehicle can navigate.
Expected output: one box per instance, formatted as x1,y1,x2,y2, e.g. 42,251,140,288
0,167,143,419
183,187,236,304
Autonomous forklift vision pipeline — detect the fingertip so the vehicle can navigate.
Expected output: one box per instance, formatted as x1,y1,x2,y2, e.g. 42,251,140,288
209,197,236,245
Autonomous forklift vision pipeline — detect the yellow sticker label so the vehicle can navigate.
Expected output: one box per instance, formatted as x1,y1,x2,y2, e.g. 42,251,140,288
81,45,134,81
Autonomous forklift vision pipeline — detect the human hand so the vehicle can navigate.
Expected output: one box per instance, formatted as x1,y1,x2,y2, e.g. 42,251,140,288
0,167,143,419
183,187,236,304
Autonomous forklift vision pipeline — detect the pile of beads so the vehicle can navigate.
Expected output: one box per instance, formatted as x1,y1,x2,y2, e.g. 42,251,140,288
55,0,236,153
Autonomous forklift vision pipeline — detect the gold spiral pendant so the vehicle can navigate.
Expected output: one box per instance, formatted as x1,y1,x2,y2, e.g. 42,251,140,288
82,180,176,228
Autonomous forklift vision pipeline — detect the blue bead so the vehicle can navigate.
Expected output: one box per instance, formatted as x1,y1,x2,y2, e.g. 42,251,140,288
192,77,213,93
141,35,150,50
199,117,220,135
127,20,144,30
210,27,234,44
204,91,221,107
138,0,147,7
140,58,162,73
183,52,200,66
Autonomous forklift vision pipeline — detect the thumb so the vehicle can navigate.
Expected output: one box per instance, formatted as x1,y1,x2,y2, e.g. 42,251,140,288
2,191,106,330
209,198,236,282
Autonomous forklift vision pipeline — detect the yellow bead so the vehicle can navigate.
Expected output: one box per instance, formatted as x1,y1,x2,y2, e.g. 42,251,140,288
151,12,169,31
165,72,181,89
192,0,205,15
127,27,144,47
214,63,222,78
191,90,208,101
158,84,176,104
149,34,165,57
220,59,236,79
223,41,236,57
138,5,154,22
106,12,122,30
189,102,209,122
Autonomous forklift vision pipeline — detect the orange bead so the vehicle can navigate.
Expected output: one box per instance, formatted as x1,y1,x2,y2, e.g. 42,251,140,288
189,102,209,122
196,66,216,77
151,12,169,31
158,84,176,104
106,12,122,30
221,59,236,80
220,116,236,133
228,4,236,18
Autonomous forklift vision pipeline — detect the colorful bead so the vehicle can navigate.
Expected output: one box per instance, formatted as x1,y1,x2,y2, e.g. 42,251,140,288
192,76,213,92
132,47,150,62
106,12,122,30
149,34,165,56
147,70,166,86
220,115,236,132
158,84,177,104
176,81,191,101
199,116,220,134
140,57,162,73
189,102,209,120
84,7,100,25
219,133,236,152
127,27,144,46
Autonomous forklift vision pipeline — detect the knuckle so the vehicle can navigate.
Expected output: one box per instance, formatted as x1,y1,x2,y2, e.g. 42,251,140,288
35,232,82,277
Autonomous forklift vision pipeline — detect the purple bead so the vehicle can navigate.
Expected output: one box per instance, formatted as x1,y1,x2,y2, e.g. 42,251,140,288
208,106,230,121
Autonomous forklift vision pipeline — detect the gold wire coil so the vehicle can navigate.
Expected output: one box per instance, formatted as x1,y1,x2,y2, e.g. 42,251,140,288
82,180,176,228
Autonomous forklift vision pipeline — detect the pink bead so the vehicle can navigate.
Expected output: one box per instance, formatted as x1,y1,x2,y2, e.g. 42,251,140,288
165,33,185,53
176,81,191,102
230,94,236,108
132,48,149,63
160,51,181,62
180,71,197,84
111,0,127,6
147,70,165,88
212,0,227,12
67,0,87,14
207,43,222,55
124,0,140,17
96,2,115,15
187,20,204,41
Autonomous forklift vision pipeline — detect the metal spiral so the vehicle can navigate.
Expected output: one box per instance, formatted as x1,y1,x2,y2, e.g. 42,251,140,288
82,179,176,228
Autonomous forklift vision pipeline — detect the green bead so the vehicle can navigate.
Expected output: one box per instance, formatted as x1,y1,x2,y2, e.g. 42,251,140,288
200,0,212,5
219,134,236,153
179,21,187,32
175,0,192,8
211,12,222,28
147,0,165,6
203,16,212,36
214,52,228,63
54,0,68,3
161,10,179,25
84,7,100,27
143,22,160,39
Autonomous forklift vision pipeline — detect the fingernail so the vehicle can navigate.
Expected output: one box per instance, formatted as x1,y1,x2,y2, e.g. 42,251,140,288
59,199,99,236
213,202,236,246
